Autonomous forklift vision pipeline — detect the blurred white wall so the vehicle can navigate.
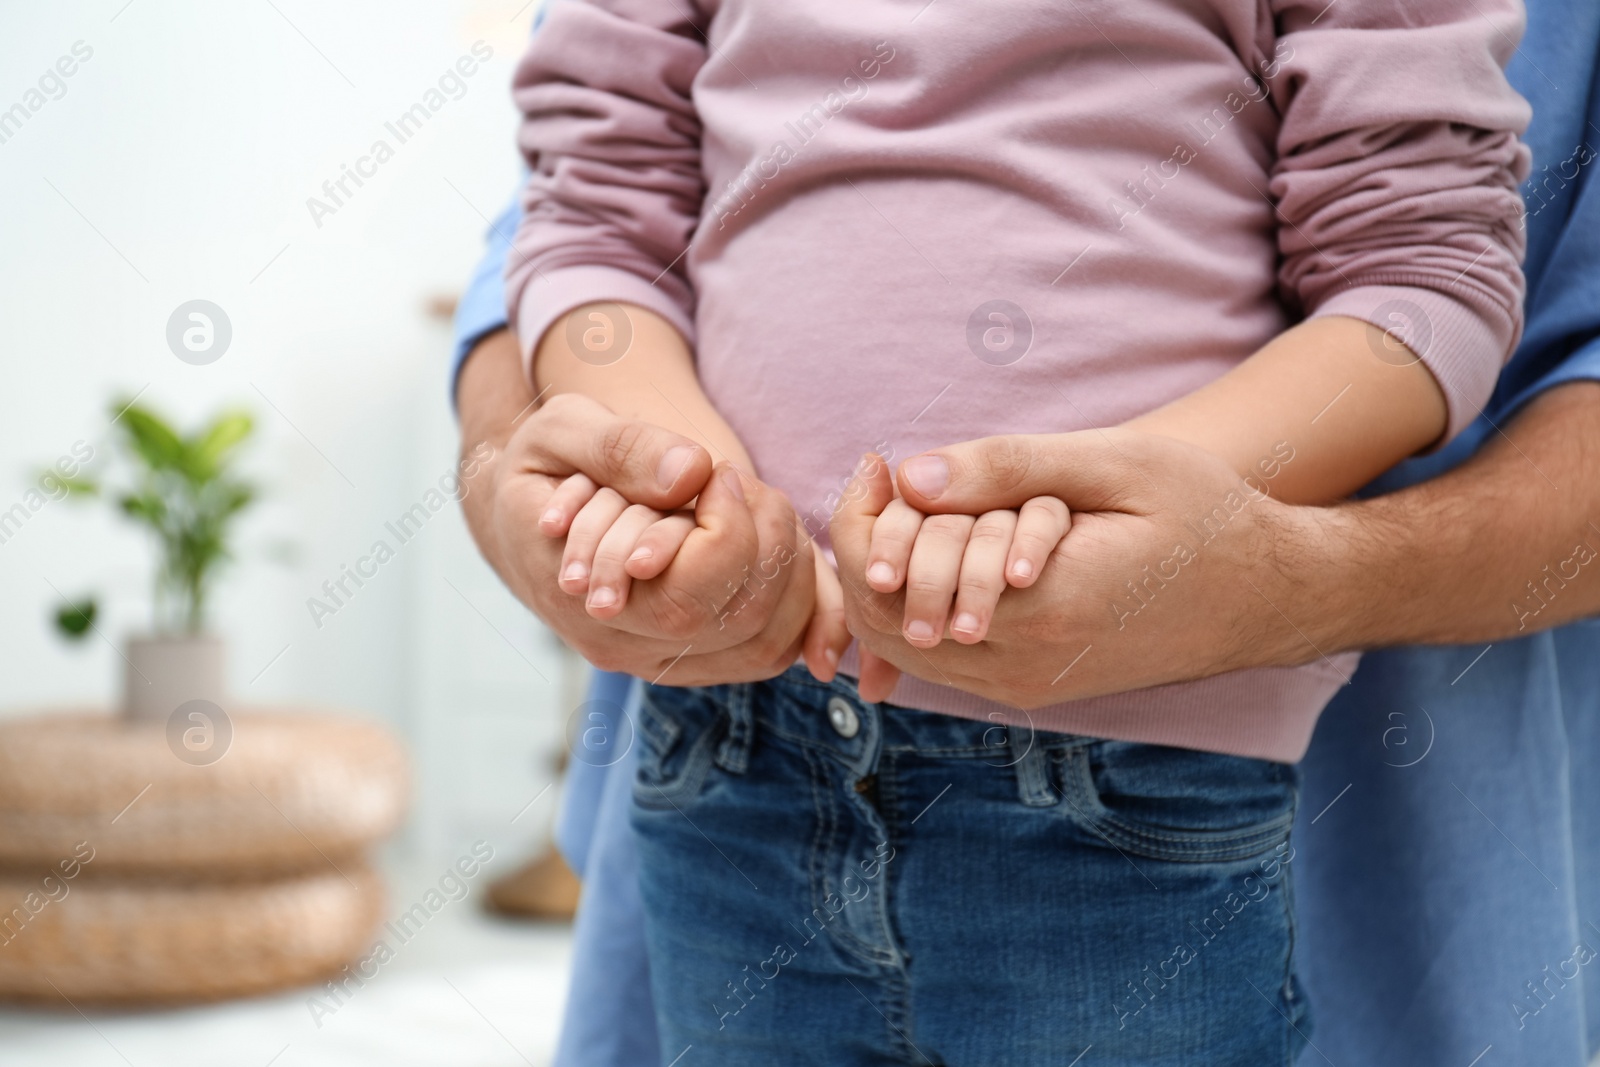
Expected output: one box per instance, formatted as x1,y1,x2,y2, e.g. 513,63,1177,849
0,0,573,863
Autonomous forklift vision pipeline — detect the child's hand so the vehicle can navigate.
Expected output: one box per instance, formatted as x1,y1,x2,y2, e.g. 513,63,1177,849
801,548,903,698
543,466,909,696
862,494,1070,647
537,472,698,618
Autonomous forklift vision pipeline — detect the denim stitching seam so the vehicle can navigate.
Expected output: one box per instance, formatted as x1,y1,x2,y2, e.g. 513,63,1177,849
1057,748,1296,862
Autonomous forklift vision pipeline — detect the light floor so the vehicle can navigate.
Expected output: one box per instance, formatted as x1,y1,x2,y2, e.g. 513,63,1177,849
0,876,574,1067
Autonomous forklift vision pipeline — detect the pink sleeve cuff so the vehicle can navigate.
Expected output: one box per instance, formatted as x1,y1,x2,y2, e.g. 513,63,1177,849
1310,283,1514,448
513,264,698,384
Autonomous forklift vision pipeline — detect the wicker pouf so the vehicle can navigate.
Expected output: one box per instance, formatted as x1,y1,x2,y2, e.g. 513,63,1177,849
0,866,384,1004
0,709,408,1004
0,711,407,876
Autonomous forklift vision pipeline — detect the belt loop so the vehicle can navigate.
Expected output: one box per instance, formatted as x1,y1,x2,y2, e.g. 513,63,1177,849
1013,735,1057,808
715,683,755,775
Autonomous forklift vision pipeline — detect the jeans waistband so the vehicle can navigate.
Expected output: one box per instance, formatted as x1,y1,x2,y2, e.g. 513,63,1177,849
719,665,1077,808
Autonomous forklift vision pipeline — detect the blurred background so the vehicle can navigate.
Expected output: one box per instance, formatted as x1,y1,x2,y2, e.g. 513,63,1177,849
0,2,581,1063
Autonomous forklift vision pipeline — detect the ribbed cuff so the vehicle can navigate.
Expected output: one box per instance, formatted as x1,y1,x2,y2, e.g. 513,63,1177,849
1311,283,1513,448
512,264,698,385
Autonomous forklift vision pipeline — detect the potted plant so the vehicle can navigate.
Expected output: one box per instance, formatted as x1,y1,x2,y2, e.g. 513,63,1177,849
53,399,256,722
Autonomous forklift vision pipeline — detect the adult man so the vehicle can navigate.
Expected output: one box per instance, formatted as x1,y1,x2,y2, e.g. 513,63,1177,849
453,1,1600,1061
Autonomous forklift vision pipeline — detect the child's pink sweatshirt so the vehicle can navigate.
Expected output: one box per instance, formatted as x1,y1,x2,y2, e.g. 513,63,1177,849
506,0,1531,762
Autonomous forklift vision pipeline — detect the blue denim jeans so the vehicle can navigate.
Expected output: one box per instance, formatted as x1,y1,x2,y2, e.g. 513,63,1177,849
630,666,1308,1066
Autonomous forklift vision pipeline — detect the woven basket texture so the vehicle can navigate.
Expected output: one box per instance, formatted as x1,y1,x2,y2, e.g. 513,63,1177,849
0,864,384,1004
0,711,408,877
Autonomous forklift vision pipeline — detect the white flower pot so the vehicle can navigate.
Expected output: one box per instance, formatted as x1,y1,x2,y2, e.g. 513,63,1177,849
123,634,226,723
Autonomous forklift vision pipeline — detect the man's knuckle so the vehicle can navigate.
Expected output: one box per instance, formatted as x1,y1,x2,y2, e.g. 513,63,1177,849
987,438,1036,494
749,627,790,669
649,587,708,640
600,421,650,475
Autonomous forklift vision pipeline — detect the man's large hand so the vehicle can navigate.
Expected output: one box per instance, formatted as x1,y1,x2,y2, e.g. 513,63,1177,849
459,334,814,685
831,430,1331,707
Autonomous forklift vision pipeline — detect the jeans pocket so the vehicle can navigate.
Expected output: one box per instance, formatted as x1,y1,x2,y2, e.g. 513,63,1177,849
633,683,730,811
1055,740,1297,864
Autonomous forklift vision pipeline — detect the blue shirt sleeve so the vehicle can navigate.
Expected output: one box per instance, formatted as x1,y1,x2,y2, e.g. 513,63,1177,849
448,194,521,405
1490,19,1600,416
1500,337,1600,415
1370,28,1600,494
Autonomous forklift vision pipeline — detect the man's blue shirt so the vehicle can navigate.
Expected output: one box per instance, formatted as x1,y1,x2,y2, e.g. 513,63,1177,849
1379,2,1600,490
1295,4,1600,1063
449,197,519,403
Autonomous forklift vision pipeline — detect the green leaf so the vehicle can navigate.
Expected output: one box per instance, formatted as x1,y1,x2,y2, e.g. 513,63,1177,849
40,471,97,496
215,481,255,518
75,399,263,635
118,490,167,528
54,598,97,640
113,402,185,473
190,411,253,476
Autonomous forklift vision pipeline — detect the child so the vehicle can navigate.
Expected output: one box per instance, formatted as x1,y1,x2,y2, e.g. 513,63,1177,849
506,0,1528,1061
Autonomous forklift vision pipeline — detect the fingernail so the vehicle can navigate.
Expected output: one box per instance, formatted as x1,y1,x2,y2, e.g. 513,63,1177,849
540,508,563,529
628,547,653,564
905,619,935,642
1011,559,1034,580
657,444,697,489
824,647,840,668
902,455,949,499
721,468,746,502
866,562,896,587
588,586,617,609
952,612,980,635
562,562,588,584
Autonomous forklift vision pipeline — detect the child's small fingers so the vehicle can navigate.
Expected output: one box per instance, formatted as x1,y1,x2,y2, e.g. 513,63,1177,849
856,648,903,704
561,488,629,595
950,510,1017,644
587,504,662,617
866,499,924,592
803,557,850,683
901,513,975,647
540,474,600,537
1008,495,1071,587
624,513,697,580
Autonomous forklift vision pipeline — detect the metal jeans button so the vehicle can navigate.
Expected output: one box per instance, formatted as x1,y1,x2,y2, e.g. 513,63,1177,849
827,696,860,739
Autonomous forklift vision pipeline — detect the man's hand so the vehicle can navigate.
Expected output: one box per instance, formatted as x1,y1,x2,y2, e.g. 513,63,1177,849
458,330,815,685
831,431,1332,707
